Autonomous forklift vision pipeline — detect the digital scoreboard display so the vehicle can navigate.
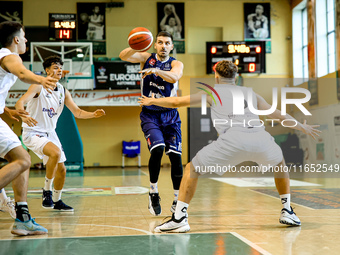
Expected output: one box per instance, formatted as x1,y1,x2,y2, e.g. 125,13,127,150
49,13,76,41
206,41,266,74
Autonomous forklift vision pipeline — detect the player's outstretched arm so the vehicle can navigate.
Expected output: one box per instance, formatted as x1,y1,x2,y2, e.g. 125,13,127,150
140,60,183,83
64,89,105,119
14,84,41,126
3,106,29,122
256,94,321,140
3,54,57,93
138,92,205,108
119,47,151,64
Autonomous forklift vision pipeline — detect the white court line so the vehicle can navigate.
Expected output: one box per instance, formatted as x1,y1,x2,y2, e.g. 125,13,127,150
141,170,149,176
230,232,272,255
250,189,316,210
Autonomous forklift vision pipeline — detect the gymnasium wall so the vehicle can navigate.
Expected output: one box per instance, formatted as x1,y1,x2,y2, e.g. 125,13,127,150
6,0,293,166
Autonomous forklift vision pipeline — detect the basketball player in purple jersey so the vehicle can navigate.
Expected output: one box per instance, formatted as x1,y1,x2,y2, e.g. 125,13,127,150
120,31,184,216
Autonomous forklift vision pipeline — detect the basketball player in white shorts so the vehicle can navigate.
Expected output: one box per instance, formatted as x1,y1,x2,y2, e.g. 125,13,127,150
0,21,57,236
15,55,105,212
139,60,321,233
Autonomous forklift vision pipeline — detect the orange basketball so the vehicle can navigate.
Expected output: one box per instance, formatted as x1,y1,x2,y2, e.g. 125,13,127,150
128,27,153,52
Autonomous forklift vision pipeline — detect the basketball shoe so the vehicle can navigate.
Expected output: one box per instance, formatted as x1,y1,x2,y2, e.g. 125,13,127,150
42,189,53,209
149,193,161,216
11,217,48,236
0,197,16,219
279,207,301,226
154,214,190,233
53,200,74,212
170,200,177,213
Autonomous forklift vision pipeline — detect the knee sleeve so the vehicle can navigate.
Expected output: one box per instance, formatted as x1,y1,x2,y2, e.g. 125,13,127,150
168,152,183,190
149,146,164,183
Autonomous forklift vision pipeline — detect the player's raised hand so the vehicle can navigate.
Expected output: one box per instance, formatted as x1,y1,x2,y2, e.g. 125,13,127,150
41,72,58,93
138,94,155,106
21,116,38,127
5,108,29,122
93,109,106,118
299,120,321,140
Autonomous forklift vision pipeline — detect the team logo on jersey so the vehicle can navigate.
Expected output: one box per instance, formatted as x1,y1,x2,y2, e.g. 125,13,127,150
149,59,156,66
164,63,171,71
42,107,58,118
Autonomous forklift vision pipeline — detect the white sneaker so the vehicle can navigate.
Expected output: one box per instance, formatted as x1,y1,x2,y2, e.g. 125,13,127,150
279,207,301,226
154,214,190,233
0,197,16,219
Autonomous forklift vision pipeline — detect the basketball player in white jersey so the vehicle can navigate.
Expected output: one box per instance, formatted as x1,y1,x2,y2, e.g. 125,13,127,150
15,55,105,212
139,60,321,232
0,21,57,235
0,107,29,219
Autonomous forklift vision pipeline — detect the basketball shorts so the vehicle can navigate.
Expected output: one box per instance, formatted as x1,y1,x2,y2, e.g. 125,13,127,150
192,127,283,175
0,118,22,158
140,108,182,154
22,129,66,165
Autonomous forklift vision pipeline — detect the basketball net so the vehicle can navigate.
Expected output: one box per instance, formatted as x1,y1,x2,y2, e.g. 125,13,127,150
60,70,70,86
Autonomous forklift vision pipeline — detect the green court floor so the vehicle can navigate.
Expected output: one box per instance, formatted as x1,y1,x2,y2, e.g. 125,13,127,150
0,233,264,255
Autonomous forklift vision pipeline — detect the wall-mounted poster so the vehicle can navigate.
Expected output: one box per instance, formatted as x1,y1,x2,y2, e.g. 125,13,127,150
244,3,271,53
0,1,23,24
77,2,106,54
157,2,185,54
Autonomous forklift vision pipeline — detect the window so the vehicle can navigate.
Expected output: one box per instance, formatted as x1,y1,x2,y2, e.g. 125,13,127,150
326,0,335,73
302,8,308,79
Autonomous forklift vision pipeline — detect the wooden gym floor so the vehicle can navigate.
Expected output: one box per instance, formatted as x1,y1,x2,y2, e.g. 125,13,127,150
0,167,339,255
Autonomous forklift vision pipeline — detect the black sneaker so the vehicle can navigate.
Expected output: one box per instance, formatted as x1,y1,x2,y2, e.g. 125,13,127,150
53,200,74,212
42,189,53,209
148,193,161,216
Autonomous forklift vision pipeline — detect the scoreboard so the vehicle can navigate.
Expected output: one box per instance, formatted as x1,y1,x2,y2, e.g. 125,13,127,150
206,41,266,74
49,13,76,41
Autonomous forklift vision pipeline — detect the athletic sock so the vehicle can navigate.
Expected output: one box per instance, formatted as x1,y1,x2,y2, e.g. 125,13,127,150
174,190,179,201
44,176,54,191
15,202,31,222
52,189,62,203
174,200,189,220
280,194,291,210
150,182,158,194
0,188,8,203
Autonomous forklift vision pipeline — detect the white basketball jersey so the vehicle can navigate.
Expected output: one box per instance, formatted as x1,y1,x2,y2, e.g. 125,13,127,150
0,48,19,114
211,84,263,135
23,82,65,132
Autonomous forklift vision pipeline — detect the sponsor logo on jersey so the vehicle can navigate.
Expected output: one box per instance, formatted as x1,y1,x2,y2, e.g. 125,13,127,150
42,107,58,118
149,59,156,66
149,81,164,90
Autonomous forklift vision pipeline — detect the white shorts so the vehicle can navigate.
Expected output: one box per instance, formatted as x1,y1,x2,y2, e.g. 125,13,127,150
192,128,283,175
0,118,22,158
22,130,66,165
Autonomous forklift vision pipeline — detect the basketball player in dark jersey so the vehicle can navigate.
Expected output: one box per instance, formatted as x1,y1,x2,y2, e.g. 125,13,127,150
120,31,184,216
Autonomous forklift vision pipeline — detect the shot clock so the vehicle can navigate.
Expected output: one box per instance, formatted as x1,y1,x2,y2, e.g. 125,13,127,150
49,13,76,41
206,41,266,74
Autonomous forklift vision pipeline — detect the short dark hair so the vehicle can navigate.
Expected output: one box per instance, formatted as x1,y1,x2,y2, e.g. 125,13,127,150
215,60,238,78
43,55,64,70
156,31,173,43
0,21,23,47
